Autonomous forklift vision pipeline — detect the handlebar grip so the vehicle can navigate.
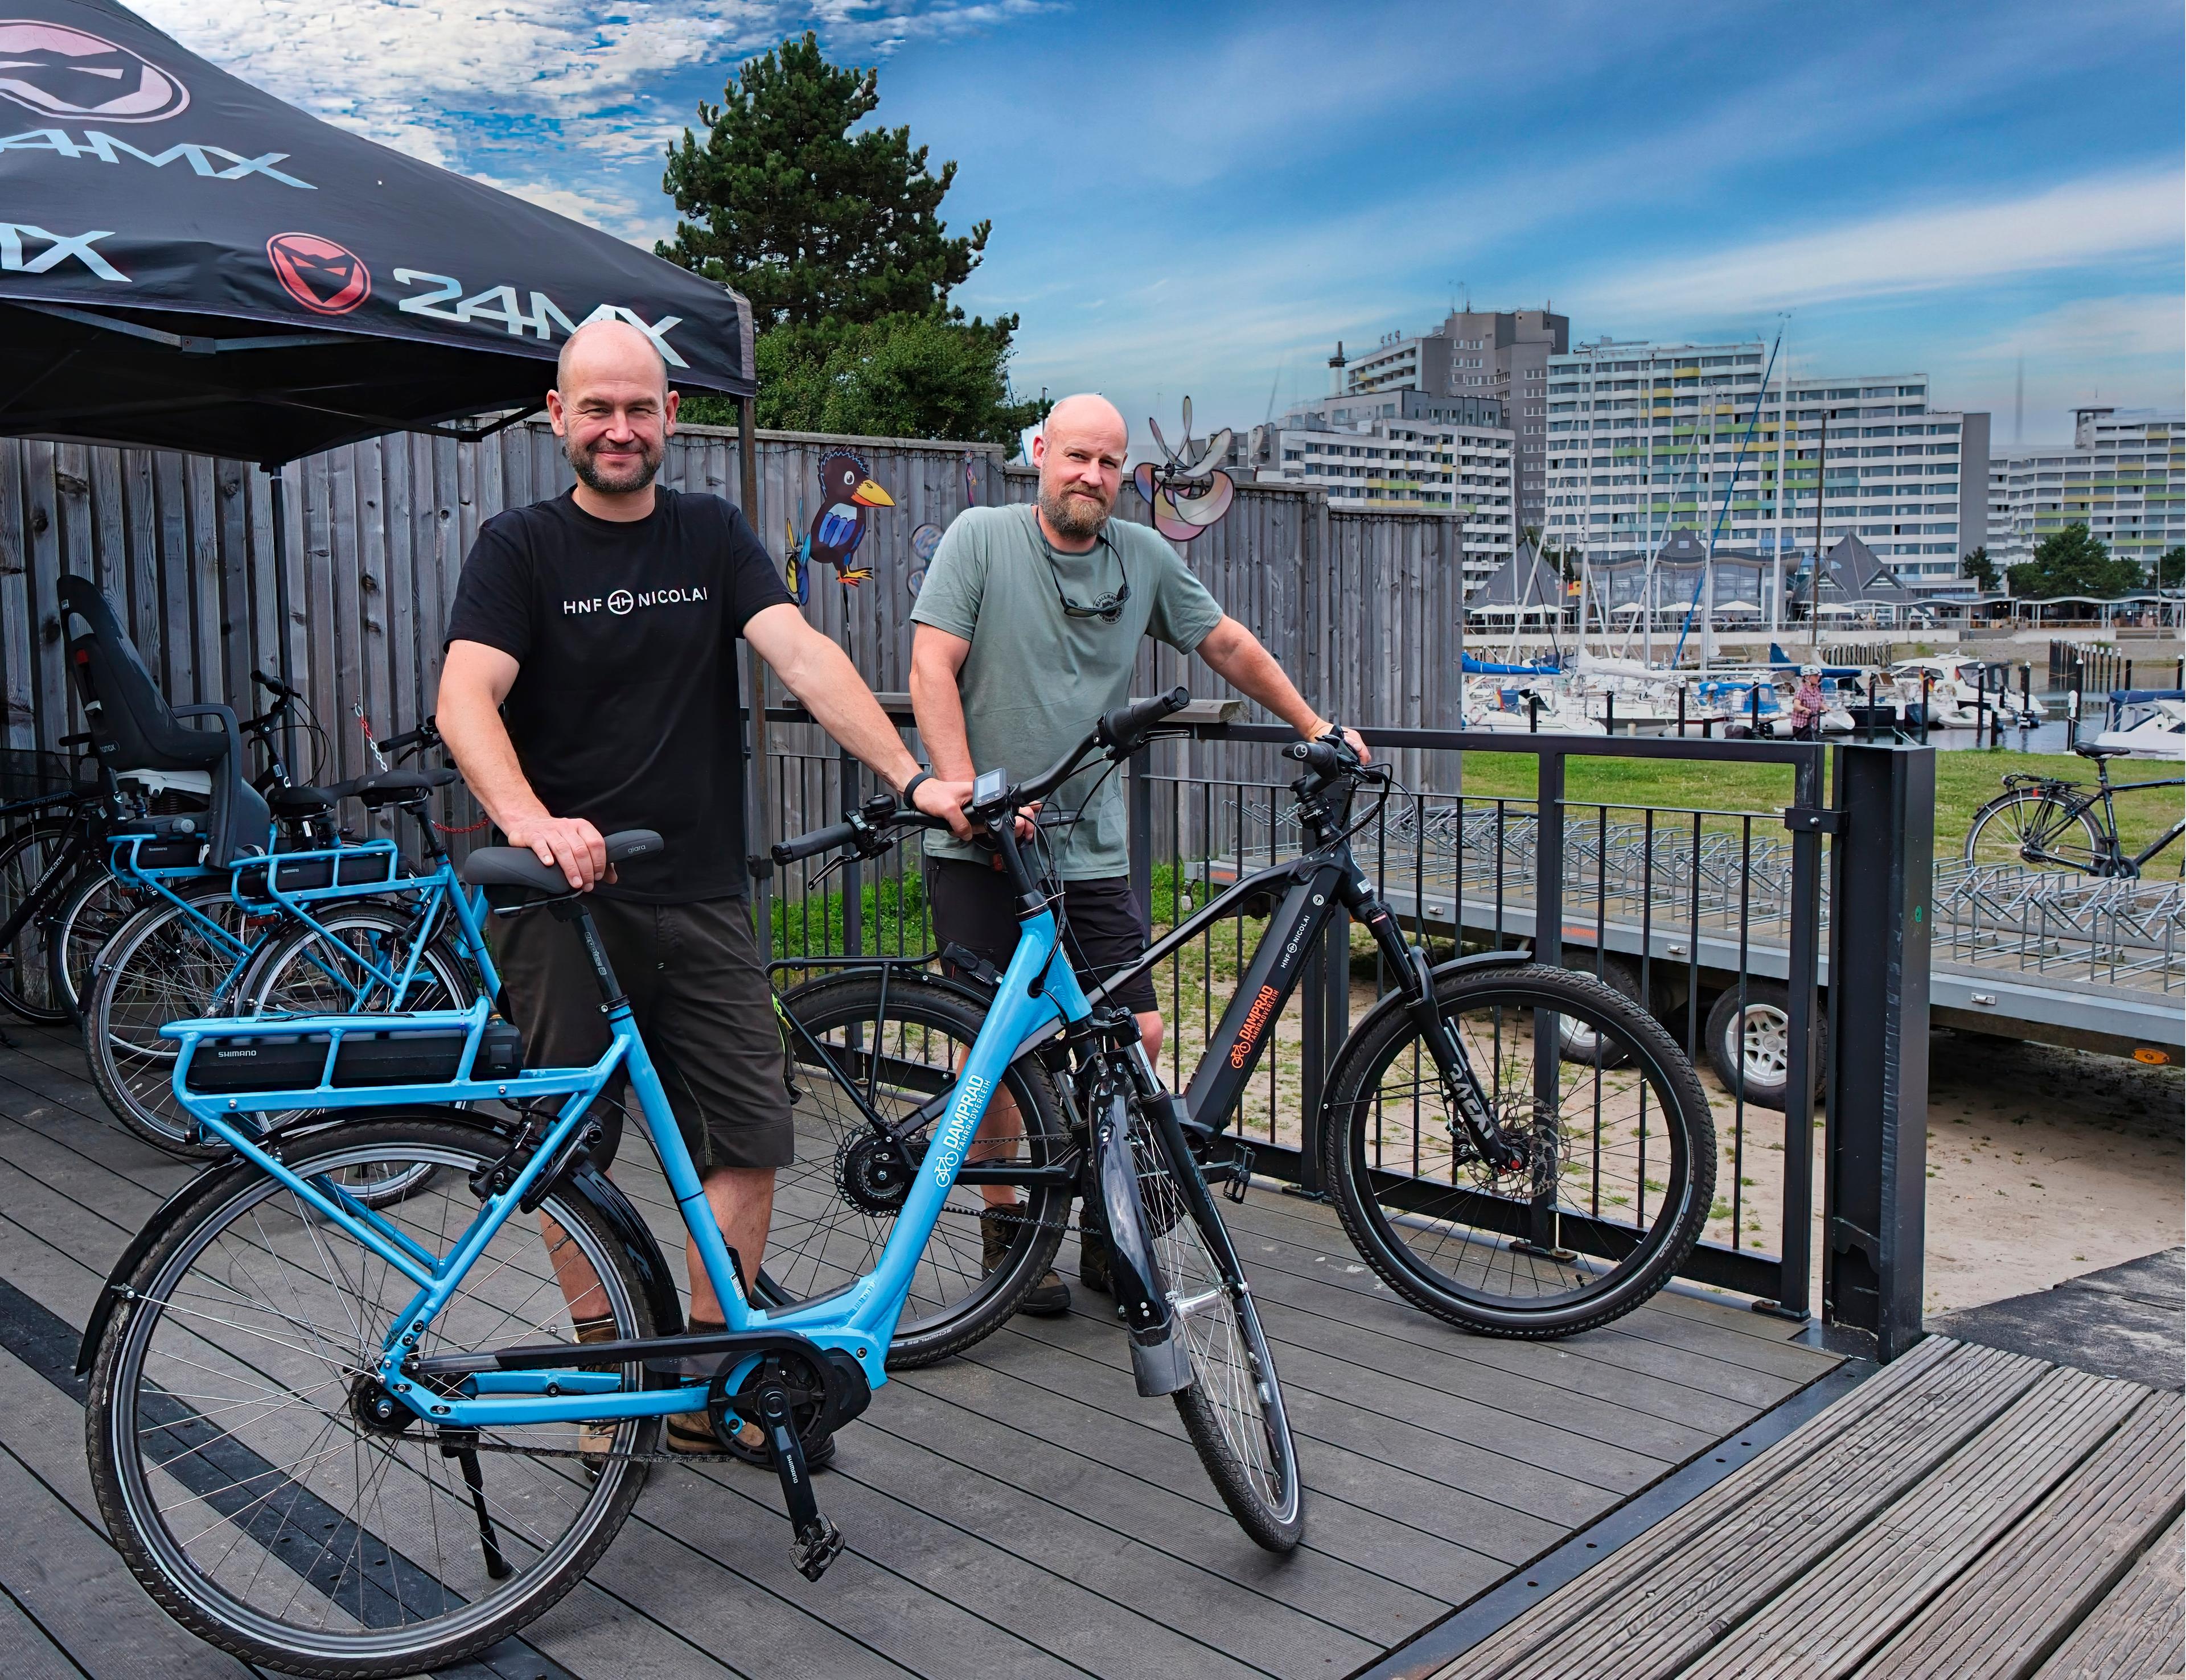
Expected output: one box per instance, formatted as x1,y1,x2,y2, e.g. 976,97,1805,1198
1098,686,1191,752
377,719,438,754
772,820,859,865
252,668,299,700
1284,738,1350,774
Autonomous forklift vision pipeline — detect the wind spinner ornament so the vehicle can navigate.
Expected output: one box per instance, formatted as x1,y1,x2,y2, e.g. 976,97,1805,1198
1132,396,1236,542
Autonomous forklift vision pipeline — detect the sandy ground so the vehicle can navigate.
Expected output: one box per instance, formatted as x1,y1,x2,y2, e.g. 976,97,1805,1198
1919,1030,2184,1316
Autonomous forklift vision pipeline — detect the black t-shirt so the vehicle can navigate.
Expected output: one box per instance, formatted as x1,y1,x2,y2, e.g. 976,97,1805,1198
444,487,790,903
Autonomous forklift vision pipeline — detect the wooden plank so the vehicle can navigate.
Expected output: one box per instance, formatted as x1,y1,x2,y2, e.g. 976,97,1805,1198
0,1583,80,1680
2033,1514,2184,1680
183,454,223,705
0,1435,256,1678
118,447,159,685
1682,1368,2152,1679
22,440,69,742
1858,1391,2184,1679
1432,1337,2024,1680
154,451,192,700
355,437,394,765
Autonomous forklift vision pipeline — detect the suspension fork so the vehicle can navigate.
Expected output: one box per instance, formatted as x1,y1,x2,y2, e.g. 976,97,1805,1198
1341,866,1526,1173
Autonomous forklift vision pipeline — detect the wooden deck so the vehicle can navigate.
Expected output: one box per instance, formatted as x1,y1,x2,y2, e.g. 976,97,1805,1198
0,1018,1842,1679
1405,1335,2183,1679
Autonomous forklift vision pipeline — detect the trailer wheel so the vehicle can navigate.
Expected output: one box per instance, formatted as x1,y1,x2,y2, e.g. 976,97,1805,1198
1704,980,1825,1111
1558,954,1640,1067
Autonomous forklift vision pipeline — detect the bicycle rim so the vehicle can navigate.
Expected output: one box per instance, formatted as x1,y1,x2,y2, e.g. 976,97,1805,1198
1965,790,2101,871
49,864,146,1019
89,1123,653,1677
1332,968,1713,1333
1128,1111,1301,1545
88,894,258,1150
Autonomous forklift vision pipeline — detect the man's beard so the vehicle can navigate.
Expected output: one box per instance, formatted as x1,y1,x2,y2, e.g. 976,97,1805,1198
1041,481,1110,540
568,434,661,496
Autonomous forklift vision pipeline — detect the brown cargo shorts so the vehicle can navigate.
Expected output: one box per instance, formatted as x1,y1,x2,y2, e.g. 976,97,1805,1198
491,892,794,1172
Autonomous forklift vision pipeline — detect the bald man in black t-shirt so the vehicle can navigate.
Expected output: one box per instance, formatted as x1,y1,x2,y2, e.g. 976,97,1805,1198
439,320,969,1454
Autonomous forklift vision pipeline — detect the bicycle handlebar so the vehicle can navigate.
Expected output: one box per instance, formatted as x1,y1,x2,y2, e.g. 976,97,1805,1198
252,668,300,702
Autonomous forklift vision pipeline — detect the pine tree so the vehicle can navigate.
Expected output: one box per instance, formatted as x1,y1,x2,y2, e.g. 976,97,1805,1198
1959,545,1999,591
658,32,988,330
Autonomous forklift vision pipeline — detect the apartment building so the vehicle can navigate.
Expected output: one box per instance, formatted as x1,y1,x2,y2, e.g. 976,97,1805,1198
1987,408,2184,577
1257,409,1515,586
1539,339,1991,595
1339,308,1567,532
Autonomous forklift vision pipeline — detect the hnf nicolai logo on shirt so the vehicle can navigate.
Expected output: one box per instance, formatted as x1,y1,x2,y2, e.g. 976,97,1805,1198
565,586,710,617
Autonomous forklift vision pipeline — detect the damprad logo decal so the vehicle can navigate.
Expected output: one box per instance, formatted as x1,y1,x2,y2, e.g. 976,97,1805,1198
0,22,188,122
929,1072,990,1186
268,233,369,315
1229,984,1281,1069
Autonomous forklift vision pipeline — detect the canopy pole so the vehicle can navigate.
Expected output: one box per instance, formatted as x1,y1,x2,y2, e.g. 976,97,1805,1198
738,395,774,943
266,463,297,772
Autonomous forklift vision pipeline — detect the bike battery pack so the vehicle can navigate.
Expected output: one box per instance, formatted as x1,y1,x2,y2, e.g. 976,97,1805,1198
184,1020,524,1094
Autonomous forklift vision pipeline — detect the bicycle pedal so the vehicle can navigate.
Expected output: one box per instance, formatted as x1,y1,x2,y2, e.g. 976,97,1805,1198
792,1514,845,1582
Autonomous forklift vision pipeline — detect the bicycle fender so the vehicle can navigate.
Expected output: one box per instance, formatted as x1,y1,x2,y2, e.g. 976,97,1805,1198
1090,1084,1192,1398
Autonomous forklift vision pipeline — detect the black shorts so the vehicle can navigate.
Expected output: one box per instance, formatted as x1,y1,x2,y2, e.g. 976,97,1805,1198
926,858,1158,1014
491,893,794,1172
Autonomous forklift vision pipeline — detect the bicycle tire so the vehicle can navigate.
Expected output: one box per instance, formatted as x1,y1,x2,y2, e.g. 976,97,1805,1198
1125,1096,1302,1551
46,863,225,1022
236,900,479,1019
82,890,258,1156
1321,963,1715,1339
85,1112,658,1679
773,970,1071,1366
1963,787,2102,872
0,815,81,1022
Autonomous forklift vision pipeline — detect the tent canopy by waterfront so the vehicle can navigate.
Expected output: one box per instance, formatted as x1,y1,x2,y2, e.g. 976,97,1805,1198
0,0,755,463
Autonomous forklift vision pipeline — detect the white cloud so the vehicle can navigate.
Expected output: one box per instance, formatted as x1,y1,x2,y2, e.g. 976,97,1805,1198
1575,170,2185,320
462,171,667,246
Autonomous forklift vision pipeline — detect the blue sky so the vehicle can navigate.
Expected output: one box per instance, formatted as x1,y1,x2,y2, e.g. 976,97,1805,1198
145,0,2183,445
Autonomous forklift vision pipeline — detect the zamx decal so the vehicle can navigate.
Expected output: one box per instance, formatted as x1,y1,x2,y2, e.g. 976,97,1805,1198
1228,984,1281,1070
0,22,188,123
268,232,369,315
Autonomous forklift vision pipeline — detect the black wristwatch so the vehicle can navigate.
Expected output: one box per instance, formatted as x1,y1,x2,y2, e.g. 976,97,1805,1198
902,769,934,808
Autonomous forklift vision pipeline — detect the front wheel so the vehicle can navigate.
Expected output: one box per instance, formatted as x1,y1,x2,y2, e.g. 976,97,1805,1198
1321,963,1715,1338
84,1113,658,1679
1963,787,2101,872
1127,1100,1302,1552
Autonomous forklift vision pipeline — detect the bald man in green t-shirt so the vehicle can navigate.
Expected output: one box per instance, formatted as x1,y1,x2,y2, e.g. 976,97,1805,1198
910,392,1368,1315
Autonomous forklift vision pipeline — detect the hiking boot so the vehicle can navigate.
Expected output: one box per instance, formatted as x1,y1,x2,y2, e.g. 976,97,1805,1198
1078,1225,1115,1296
665,1319,835,1469
982,1205,1069,1316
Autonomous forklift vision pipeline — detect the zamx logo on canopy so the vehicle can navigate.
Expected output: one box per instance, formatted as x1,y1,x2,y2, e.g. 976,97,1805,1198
267,232,369,315
0,22,188,123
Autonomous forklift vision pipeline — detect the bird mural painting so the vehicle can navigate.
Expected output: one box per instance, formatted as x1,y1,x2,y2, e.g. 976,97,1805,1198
800,450,894,586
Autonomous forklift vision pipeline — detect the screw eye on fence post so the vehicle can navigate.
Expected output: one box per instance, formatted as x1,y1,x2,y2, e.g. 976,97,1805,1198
1821,739,1933,1361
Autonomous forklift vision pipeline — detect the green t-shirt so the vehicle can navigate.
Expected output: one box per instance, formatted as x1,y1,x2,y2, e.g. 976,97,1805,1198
910,503,1224,878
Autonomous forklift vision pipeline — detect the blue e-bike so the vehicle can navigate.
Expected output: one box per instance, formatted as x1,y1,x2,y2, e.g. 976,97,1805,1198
79,690,1301,1678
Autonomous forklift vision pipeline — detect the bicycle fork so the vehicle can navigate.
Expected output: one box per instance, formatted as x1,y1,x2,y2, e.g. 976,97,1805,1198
1346,872,1527,1175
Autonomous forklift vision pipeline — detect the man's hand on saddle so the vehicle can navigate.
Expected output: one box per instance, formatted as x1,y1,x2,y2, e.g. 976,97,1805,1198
909,773,980,841
504,813,613,890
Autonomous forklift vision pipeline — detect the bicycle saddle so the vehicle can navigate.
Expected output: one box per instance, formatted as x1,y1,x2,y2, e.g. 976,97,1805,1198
342,767,458,808
2072,743,2131,759
267,785,339,819
460,829,663,894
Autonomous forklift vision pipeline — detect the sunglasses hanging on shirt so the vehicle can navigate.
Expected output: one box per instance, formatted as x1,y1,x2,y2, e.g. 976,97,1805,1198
1037,525,1131,624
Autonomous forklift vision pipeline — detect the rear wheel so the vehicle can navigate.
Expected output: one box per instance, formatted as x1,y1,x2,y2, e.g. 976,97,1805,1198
771,971,1073,1366
1963,787,2101,872
0,817,79,1022
1321,963,1715,1338
83,892,258,1156
1126,1100,1302,1552
84,1113,657,1679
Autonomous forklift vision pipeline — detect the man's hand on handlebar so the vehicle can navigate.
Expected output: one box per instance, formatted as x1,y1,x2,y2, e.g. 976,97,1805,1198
503,812,612,891
908,773,978,841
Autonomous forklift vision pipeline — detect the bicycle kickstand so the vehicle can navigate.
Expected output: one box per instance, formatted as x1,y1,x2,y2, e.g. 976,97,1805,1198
754,1379,844,1582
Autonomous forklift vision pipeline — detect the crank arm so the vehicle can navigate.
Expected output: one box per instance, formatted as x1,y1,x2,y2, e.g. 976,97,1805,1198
755,1380,844,1582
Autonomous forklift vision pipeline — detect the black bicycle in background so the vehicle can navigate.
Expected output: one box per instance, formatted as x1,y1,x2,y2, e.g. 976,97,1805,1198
773,719,1717,1348
1963,742,2184,878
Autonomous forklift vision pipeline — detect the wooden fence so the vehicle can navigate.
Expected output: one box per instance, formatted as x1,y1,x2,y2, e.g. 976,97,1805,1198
0,418,1473,806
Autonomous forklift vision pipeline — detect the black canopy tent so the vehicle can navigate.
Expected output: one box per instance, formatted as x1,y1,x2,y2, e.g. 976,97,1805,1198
0,0,761,707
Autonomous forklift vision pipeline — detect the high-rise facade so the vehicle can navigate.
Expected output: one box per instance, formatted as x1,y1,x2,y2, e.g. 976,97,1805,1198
1539,339,1991,595
1341,308,1567,534
1986,409,2183,577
